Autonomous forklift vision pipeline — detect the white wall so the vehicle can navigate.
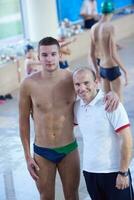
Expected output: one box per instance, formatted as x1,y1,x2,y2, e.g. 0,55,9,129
24,0,58,41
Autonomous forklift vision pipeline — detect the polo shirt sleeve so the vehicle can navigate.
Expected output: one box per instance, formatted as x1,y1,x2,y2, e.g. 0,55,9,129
106,103,130,133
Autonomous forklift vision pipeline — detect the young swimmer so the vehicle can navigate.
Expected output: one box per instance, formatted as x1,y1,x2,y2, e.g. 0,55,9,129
90,0,128,101
80,0,99,29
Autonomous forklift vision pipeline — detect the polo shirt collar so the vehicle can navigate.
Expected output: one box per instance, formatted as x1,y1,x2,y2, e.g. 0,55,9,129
80,90,104,107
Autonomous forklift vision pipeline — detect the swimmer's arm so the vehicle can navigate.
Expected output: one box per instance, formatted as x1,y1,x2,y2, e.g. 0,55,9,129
19,80,32,161
90,29,99,79
90,38,97,70
109,29,128,85
109,26,127,74
19,81,40,180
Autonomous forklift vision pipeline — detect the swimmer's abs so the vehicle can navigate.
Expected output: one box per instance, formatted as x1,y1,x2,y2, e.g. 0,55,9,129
34,117,73,134
34,124,73,137
34,112,73,128
34,130,74,147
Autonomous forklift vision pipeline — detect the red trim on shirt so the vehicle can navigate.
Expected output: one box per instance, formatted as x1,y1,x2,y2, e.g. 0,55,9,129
115,124,130,133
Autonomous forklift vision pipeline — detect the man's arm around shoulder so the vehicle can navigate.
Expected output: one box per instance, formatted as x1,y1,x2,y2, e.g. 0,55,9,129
104,91,119,112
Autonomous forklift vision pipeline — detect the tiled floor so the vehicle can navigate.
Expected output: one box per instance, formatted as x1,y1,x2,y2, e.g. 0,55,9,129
0,35,134,200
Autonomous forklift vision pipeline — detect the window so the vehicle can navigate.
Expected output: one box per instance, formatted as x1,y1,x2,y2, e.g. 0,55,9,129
0,0,23,41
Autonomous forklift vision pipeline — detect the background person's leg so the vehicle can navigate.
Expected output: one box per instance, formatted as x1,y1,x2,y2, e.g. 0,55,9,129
110,77,123,102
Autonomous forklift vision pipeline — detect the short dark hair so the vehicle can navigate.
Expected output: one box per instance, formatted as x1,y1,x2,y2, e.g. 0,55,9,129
24,44,34,54
38,37,60,52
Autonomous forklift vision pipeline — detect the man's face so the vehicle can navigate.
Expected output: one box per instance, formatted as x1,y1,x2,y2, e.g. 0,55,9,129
38,45,60,72
73,70,98,103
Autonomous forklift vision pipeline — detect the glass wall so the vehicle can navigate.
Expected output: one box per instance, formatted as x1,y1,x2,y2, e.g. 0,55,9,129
0,0,23,40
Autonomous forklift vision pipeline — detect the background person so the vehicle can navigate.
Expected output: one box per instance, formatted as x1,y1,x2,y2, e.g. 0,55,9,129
90,0,128,101
80,0,99,29
24,44,41,76
20,37,80,200
59,38,76,69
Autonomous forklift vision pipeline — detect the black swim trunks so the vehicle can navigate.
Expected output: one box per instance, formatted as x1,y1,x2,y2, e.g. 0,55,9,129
100,66,121,81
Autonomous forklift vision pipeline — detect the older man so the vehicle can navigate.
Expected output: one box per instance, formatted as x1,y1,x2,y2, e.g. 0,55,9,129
73,67,134,200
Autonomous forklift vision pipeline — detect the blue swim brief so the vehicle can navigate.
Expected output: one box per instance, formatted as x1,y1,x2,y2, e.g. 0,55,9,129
100,66,121,81
33,139,78,164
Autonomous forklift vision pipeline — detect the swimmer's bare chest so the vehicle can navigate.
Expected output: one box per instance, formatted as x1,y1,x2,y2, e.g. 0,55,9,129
32,77,74,108
30,77,75,146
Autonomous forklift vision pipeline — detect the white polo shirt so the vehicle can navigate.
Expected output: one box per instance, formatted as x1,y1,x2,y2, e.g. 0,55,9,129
74,90,130,173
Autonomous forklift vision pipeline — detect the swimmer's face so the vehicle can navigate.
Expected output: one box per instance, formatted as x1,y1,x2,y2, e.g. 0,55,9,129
38,44,61,72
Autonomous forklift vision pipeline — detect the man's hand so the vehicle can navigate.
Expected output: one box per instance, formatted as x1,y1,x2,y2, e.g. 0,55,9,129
27,157,40,181
116,174,129,190
104,91,119,112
